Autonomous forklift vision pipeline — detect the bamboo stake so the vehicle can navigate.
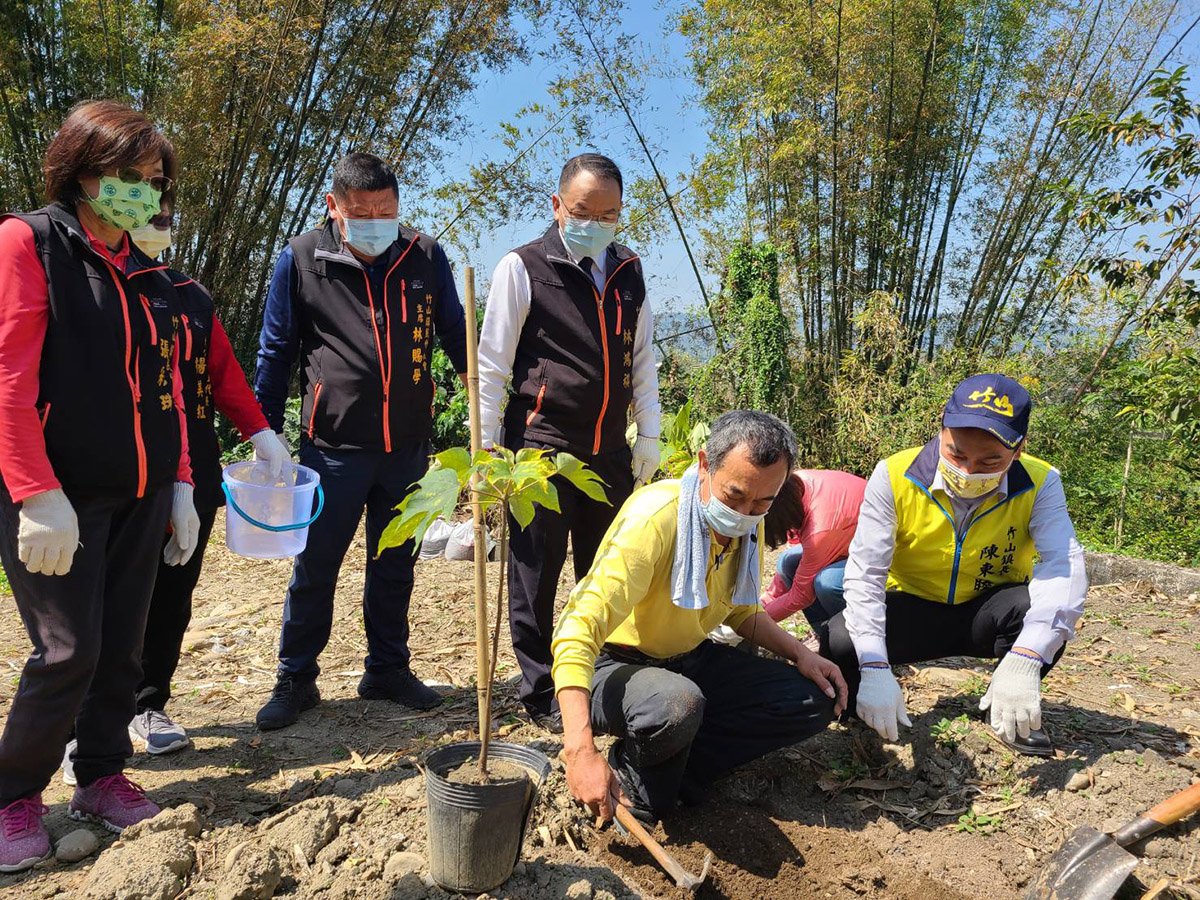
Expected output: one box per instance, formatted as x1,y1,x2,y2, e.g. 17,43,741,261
462,266,491,773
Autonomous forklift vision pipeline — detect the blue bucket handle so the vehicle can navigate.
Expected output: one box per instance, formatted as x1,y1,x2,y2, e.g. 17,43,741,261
222,481,324,533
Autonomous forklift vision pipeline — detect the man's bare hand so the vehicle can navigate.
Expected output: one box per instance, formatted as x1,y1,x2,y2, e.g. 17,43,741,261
563,745,625,822
793,645,849,717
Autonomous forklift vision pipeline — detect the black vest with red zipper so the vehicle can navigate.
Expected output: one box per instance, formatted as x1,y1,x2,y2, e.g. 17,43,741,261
505,224,646,456
168,272,224,510
289,219,441,452
5,203,182,499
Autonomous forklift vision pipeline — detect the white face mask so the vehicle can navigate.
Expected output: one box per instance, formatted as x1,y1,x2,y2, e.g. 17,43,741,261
130,224,172,259
701,472,766,538
937,455,1008,499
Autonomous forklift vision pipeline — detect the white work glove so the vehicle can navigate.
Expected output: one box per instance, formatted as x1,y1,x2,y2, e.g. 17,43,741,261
856,666,911,741
250,429,291,481
17,488,79,576
980,651,1043,742
631,434,660,485
164,482,201,567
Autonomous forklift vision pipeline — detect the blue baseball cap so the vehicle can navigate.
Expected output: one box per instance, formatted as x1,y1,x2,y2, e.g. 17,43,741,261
942,374,1030,449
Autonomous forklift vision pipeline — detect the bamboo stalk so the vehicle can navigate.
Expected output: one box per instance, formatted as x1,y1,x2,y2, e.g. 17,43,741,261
462,266,491,774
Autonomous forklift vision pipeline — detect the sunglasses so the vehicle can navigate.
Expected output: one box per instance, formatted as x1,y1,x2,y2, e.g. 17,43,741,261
113,167,175,194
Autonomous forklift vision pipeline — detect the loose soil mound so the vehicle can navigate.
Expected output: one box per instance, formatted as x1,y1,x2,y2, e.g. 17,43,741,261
1,514,1197,898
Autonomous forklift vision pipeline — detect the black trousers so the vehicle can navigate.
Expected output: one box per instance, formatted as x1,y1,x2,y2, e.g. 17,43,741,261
506,443,634,715
0,482,172,804
591,641,835,816
136,505,218,712
278,440,429,680
818,582,1063,715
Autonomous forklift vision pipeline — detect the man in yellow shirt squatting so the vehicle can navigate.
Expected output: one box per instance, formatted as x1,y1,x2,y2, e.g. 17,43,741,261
551,411,848,824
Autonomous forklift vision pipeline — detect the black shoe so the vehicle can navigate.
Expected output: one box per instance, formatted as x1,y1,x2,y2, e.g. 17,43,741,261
358,668,442,711
528,709,563,734
995,726,1055,757
256,675,320,731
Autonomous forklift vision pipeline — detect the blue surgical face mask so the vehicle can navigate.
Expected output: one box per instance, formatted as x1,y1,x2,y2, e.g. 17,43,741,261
561,216,616,262
341,216,398,258
701,472,766,539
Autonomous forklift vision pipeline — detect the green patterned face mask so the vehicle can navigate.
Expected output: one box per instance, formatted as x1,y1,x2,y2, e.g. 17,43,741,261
85,175,162,231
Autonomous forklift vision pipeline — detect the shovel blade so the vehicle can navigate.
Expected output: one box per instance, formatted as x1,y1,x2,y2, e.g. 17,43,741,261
1025,826,1139,900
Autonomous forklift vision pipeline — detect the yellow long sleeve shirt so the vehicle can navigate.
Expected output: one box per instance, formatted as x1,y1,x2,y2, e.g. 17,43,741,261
551,479,765,694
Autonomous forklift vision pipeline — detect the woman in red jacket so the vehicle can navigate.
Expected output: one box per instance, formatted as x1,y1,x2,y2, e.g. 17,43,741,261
0,101,199,871
126,209,288,756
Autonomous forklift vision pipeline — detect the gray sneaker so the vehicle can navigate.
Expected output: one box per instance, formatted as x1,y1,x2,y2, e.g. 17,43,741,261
61,739,77,786
129,710,190,755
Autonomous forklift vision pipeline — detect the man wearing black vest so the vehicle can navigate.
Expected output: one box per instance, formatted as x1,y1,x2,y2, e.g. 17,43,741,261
478,153,661,733
254,152,468,730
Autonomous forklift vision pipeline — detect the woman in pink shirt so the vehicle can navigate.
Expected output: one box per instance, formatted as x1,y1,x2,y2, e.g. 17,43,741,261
762,469,867,628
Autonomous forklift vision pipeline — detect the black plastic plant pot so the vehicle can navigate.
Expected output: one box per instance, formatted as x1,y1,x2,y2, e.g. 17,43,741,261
423,740,551,893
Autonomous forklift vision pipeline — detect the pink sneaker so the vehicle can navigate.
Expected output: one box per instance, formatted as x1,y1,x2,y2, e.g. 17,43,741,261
0,795,51,873
69,774,159,833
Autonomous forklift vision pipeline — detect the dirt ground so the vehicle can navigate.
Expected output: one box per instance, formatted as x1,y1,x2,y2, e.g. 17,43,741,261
1,513,1198,899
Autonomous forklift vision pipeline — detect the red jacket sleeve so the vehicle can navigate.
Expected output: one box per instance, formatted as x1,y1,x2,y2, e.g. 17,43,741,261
209,315,269,440
0,218,61,502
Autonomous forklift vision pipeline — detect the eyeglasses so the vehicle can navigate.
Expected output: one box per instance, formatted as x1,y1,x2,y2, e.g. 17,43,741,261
114,167,175,195
563,205,619,226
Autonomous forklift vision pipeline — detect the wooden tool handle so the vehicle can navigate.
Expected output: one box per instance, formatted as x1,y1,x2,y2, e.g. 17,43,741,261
1113,780,1200,847
614,805,689,883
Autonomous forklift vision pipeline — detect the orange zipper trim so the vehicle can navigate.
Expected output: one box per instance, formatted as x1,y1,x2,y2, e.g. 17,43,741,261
308,382,323,438
615,288,623,335
589,256,639,455
40,403,51,429
138,294,159,345
180,314,193,361
401,279,408,324
364,235,420,453
526,383,547,426
100,258,148,498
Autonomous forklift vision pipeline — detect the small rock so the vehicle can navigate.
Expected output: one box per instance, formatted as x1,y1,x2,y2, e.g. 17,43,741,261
383,851,425,880
55,828,100,863
1141,748,1162,767
565,879,593,899
513,861,527,877
80,831,194,900
215,846,282,900
122,803,203,840
333,778,358,798
535,864,552,888
403,778,424,801
1065,771,1091,792
876,818,901,839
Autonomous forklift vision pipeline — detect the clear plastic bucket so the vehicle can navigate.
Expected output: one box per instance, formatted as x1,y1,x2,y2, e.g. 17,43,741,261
221,461,324,559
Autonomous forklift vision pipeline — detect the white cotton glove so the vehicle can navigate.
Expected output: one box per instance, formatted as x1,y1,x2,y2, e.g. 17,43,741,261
980,652,1043,742
631,434,660,485
17,488,79,576
250,429,292,481
856,666,912,741
164,482,201,567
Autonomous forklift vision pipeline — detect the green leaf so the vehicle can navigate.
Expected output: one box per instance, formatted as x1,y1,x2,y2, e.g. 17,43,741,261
515,477,560,518
377,466,461,557
554,452,611,505
432,447,472,480
508,491,537,529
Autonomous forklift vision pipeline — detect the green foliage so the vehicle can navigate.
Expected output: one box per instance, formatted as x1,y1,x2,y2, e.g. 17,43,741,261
930,715,972,749
377,447,610,557
956,808,1003,834
656,402,711,479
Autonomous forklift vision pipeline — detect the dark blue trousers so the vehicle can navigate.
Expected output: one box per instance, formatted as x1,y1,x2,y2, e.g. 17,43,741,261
277,439,429,681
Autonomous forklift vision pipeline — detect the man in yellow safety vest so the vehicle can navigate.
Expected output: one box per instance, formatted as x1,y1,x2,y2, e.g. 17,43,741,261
819,374,1087,756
